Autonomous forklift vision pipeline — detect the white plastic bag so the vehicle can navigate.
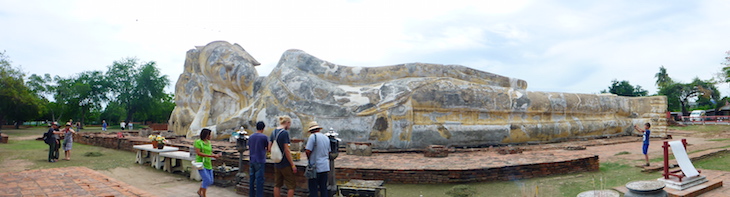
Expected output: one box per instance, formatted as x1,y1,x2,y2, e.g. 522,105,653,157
191,161,203,170
270,129,283,163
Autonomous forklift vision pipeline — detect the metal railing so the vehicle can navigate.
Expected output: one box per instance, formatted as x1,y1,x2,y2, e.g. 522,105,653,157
678,115,730,125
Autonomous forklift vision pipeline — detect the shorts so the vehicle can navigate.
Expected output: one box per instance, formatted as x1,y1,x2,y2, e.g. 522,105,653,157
274,166,296,189
642,143,649,155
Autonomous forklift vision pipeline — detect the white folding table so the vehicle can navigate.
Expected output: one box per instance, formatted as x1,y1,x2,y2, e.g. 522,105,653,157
159,151,204,181
133,144,179,169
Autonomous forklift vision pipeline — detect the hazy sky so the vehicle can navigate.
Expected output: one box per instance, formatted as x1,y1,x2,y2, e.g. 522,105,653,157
2,0,729,95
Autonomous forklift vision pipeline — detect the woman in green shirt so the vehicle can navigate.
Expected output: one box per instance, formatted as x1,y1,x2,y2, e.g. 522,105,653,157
195,129,221,197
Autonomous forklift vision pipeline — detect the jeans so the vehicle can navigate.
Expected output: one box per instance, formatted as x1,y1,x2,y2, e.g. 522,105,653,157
48,142,59,161
308,171,329,197
198,168,214,189
249,162,265,197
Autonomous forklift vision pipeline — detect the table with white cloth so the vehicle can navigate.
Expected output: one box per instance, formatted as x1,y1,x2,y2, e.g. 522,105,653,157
133,144,179,169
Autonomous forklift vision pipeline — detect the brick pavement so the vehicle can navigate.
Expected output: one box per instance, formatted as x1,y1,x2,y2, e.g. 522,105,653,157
0,166,153,197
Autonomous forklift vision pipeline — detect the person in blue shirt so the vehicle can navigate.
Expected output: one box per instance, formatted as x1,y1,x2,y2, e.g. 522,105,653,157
634,123,651,166
102,120,107,131
248,121,269,197
305,122,331,197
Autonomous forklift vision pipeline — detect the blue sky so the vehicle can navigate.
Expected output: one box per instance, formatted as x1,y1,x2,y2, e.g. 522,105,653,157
1,0,729,95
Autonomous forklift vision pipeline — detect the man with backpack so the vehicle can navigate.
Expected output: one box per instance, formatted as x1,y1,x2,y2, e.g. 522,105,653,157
44,122,62,162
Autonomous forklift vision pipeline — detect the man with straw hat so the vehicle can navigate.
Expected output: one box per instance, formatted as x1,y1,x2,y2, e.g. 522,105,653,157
304,121,331,197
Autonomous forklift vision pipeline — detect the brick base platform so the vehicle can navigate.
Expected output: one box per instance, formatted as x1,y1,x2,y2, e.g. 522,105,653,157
0,166,153,196
333,150,599,183
235,149,599,196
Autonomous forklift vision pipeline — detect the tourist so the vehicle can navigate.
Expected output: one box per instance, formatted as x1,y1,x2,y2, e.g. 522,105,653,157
195,128,221,197
249,121,268,197
128,122,133,130
44,122,61,163
120,121,125,130
305,122,330,197
75,121,81,131
269,115,297,197
634,123,652,166
62,123,76,160
102,120,107,131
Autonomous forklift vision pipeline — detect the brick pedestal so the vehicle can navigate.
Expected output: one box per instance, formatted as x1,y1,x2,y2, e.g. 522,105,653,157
1,133,9,143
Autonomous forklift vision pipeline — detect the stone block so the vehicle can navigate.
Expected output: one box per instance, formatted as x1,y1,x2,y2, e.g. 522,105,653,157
424,145,449,158
347,142,373,156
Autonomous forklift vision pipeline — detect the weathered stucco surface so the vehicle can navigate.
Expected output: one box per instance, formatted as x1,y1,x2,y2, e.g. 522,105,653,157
169,41,667,149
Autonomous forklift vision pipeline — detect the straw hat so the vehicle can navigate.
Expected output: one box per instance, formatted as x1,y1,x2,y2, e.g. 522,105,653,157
307,121,323,132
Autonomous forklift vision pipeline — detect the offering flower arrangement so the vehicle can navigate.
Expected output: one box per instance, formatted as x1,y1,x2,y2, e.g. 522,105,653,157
148,135,169,145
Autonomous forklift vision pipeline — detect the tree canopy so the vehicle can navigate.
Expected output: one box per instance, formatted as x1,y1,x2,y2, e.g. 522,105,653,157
656,65,721,115
105,58,171,124
655,65,673,89
3,54,174,128
0,51,45,129
601,79,648,97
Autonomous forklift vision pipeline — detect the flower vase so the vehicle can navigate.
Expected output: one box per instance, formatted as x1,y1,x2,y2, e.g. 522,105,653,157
152,140,158,148
157,143,165,149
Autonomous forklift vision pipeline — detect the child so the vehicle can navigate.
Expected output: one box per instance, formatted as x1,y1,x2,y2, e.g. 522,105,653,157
634,123,651,166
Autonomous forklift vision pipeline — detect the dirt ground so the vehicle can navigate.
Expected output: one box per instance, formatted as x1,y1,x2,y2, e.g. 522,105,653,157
99,165,237,197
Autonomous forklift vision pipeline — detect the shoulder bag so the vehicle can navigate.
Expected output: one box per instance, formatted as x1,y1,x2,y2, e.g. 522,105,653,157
304,133,318,179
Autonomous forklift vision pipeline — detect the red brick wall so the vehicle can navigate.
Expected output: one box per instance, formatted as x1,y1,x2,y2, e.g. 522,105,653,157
72,133,149,152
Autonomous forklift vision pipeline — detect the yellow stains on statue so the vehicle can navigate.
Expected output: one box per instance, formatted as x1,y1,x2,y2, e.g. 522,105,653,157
436,124,452,139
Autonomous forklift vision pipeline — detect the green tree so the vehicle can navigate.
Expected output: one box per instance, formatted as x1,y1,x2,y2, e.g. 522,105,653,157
602,79,648,97
100,101,125,125
658,82,684,112
655,66,673,89
657,78,718,115
105,58,170,124
692,78,721,112
0,51,44,129
53,71,108,127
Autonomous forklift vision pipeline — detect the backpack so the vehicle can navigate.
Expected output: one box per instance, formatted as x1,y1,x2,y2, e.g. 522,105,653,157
43,130,54,144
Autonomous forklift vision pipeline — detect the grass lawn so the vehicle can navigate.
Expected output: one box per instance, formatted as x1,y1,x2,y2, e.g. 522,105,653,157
0,127,138,171
693,151,730,171
385,162,662,197
670,125,730,134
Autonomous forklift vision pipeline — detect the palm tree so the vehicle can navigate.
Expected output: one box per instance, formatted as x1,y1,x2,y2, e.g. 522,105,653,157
655,66,672,89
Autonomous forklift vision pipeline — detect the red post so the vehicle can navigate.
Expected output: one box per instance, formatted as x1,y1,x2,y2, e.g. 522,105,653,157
663,141,670,179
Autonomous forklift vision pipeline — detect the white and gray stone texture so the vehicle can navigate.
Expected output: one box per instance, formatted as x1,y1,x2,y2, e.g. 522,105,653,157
169,41,667,149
